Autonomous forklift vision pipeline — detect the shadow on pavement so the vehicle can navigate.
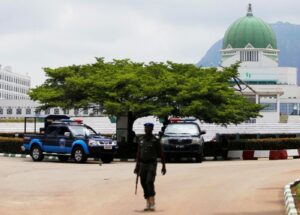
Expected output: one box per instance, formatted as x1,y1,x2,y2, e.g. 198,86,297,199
133,209,165,213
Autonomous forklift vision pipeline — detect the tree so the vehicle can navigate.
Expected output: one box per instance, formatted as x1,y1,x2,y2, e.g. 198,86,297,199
30,58,262,133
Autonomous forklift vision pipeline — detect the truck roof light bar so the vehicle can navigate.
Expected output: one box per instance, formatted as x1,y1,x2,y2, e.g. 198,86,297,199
169,117,197,123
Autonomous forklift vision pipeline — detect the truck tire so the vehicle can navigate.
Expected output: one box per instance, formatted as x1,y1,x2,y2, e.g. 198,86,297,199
101,156,114,164
196,146,204,163
58,156,69,162
72,146,87,163
195,150,204,163
30,145,44,162
195,154,203,163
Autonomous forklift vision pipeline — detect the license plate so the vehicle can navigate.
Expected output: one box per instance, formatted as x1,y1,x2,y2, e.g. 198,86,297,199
176,145,184,149
104,145,112,150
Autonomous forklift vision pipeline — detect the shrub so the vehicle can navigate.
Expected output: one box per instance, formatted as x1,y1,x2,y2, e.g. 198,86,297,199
227,138,300,150
0,137,23,154
218,133,299,141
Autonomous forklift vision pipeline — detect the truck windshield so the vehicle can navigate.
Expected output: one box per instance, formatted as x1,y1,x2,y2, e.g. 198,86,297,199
69,125,97,137
164,124,200,136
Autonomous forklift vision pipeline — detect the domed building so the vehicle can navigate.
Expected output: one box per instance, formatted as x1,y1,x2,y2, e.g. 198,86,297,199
221,4,278,67
221,4,299,123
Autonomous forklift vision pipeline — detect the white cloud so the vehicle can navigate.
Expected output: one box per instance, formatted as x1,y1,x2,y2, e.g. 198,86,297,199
0,0,298,86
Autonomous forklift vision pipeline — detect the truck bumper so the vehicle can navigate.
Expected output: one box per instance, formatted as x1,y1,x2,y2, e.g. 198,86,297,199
162,144,202,156
21,146,26,152
88,146,118,158
22,144,30,154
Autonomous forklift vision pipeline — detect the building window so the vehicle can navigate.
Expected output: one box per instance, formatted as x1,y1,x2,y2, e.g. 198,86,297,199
74,109,79,115
35,109,41,115
93,108,99,115
26,108,31,115
261,103,277,112
7,108,12,115
54,108,60,115
0,108,3,115
83,108,88,115
63,109,69,115
290,103,300,115
16,108,22,115
240,50,259,62
45,109,50,115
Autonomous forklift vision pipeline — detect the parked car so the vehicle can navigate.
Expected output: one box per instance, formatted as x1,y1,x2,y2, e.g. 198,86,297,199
22,115,118,163
160,118,206,162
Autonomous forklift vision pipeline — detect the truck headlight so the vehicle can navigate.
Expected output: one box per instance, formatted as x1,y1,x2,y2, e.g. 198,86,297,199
192,138,201,144
88,139,99,146
160,138,168,144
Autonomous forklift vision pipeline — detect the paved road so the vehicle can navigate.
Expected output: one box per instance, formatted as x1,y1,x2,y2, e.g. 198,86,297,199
0,157,299,215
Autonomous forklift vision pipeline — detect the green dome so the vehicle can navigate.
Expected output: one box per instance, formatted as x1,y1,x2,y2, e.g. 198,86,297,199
222,7,277,49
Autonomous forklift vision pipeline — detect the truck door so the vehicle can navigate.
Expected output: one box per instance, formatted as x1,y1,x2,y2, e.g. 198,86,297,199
56,126,73,154
44,126,59,153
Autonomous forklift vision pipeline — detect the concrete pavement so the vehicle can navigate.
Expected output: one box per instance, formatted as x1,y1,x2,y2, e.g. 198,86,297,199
0,157,299,215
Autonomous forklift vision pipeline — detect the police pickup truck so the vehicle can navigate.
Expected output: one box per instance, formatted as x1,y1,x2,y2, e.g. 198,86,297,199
22,115,118,163
160,118,206,162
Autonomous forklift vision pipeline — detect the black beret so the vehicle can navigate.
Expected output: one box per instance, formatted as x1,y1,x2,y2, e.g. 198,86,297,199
144,123,154,127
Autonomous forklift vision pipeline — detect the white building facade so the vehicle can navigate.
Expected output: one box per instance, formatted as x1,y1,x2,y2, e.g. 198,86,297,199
220,4,300,123
0,65,30,100
0,100,101,118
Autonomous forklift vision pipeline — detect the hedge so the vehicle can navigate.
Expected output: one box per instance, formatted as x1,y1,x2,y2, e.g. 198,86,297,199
203,137,300,158
227,138,300,150
2,134,300,157
0,137,24,154
217,133,299,141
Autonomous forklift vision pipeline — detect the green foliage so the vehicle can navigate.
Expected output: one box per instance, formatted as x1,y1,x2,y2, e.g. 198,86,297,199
30,58,263,124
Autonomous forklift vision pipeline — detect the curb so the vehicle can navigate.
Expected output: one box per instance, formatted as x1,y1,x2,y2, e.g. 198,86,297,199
284,179,300,215
0,153,136,162
228,149,300,160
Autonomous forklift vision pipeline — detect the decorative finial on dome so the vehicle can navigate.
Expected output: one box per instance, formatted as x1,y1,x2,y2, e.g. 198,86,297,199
247,3,253,16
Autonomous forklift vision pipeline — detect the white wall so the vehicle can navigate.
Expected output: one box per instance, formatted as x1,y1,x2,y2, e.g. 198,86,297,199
221,50,278,68
256,112,279,123
287,115,300,123
239,67,297,85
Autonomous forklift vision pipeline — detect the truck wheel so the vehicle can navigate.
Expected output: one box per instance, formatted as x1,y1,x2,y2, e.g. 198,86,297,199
221,148,229,160
30,145,44,162
195,154,203,163
58,156,69,162
101,156,114,163
72,147,87,163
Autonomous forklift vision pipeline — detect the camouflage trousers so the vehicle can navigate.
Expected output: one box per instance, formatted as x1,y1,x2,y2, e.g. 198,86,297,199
139,162,157,199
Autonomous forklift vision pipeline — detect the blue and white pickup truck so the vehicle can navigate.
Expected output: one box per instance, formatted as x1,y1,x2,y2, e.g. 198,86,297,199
22,115,118,163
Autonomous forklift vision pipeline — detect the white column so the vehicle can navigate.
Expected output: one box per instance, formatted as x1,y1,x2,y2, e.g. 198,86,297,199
255,94,259,104
277,94,280,114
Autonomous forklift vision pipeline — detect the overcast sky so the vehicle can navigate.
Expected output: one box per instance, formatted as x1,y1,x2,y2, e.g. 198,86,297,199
0,0,299,86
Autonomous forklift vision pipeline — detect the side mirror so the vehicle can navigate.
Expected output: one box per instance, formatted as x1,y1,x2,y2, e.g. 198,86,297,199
64,132,71,138
200,130,206,135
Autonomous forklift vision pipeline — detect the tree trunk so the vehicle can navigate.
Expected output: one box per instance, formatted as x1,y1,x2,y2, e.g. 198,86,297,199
127,111,136,145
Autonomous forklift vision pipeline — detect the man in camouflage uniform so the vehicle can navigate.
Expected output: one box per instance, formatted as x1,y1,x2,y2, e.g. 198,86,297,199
134,123,166,211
